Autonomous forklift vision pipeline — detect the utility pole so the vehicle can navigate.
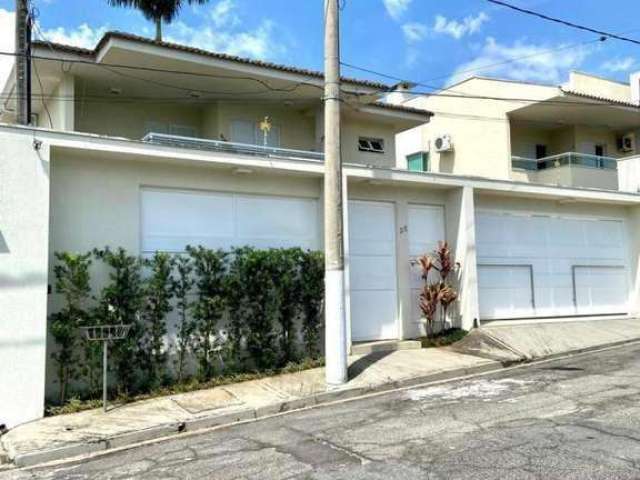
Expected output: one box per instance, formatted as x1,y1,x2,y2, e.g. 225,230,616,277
15,0,31,125
323,0,348,386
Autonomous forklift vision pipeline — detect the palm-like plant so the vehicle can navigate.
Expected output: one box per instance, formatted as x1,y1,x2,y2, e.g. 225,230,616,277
108,0,209,41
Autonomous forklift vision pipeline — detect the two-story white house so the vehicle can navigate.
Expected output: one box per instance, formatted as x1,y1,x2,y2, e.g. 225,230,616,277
3,33,640,428
394,71,640,191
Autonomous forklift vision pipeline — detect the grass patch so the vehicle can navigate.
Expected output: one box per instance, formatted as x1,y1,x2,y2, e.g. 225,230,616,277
46,357,325,416
420,328,468,348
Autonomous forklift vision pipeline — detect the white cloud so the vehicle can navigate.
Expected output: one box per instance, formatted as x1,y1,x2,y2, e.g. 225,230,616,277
601,56,636,73
39,23,107,49
383,0,412,20
433,12,489,40
210,0,240,29
402,22,428,44
447,37,591,85
166,19,284,60
0,9,15,89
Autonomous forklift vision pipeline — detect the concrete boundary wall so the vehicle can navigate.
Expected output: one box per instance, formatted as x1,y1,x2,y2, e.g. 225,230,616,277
0,132,51,428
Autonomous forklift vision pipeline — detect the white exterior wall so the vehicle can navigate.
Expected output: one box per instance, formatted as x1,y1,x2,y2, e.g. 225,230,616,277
403,78,559,179
619,156,640,193
0,133,50,428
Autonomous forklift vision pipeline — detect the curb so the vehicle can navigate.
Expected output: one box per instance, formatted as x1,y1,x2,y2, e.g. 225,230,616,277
8,337,640,469
7,362,498,468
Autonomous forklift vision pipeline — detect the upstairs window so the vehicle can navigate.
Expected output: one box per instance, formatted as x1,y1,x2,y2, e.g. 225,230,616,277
595,144,607,157
535,144,547,159
407,152,429,172
358,137,385,154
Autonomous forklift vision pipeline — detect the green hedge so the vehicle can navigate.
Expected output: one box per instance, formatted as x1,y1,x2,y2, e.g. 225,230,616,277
49,246,325,405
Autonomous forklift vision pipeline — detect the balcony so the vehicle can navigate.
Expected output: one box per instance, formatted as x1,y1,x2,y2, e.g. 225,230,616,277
512,152,618,172
143,133,325,162
511,152,619,190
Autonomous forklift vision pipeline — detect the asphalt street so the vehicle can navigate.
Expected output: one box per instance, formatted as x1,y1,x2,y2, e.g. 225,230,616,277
5,343,640,479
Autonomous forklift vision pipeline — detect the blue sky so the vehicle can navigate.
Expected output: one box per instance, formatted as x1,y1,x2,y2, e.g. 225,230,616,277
1,0,639,89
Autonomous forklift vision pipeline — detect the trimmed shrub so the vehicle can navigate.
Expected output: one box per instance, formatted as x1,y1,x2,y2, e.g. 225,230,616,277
172,254,195,383
140,252,175,389
187,245,228,381
227,247,281,371
93,247,144,394
49,252,92,404
48,246,325,406
299,251,324,358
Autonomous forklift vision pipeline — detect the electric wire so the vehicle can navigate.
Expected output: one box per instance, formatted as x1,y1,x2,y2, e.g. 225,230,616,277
485,0,640,45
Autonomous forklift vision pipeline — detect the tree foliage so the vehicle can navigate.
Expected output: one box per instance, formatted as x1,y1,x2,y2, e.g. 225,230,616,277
50,252,92,404
187,245,228,381
107,0,209,40
140,252,175,389
171,254,195,383
93,247,144,394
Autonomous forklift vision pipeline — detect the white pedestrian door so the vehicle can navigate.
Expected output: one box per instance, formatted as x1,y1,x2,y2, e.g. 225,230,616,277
477,211,629,320
349,200,398,341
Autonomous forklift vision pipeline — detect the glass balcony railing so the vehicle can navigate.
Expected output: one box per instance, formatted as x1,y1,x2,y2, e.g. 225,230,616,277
142,132,325,162
512,152,618,172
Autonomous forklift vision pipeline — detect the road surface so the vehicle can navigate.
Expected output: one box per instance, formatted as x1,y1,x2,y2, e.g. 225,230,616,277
5,343,640,479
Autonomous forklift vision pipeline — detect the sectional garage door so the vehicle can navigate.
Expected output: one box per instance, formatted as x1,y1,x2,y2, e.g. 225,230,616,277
477,211,630,320
141,188,320,252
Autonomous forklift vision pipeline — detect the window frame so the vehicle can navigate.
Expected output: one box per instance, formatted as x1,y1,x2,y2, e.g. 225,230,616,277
358,136,385,154
406,151,429,172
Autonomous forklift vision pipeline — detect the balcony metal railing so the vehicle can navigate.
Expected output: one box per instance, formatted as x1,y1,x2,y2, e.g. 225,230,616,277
142,132,325,162
512,152,618,172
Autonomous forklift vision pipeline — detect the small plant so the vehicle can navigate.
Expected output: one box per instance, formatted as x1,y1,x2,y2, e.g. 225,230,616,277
172,254,195,383
93,247,144,394
49,252,92,404
140,252,175,389
417,241,460,338
187,245,228,380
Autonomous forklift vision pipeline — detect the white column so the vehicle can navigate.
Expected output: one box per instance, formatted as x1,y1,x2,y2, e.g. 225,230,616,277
395,200,411,339
445,186,480,331
627,205,640,317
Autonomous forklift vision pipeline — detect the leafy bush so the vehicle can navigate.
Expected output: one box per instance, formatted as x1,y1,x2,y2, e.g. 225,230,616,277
140,252,175,389
49,252,92,404
48,246,325,407
187,246,228,381
172,255,195,383
299,251,324,358
227,247,281,371
93,247,144,394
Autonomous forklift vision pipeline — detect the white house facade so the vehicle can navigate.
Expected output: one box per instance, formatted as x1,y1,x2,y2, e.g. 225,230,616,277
2,33,640,429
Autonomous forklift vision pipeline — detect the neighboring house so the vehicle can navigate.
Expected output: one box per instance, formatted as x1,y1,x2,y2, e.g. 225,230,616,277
393,72,640,191
2,32,640,428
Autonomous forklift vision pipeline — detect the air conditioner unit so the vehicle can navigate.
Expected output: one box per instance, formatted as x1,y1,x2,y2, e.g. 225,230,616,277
434,134,453,152
619,133,636,153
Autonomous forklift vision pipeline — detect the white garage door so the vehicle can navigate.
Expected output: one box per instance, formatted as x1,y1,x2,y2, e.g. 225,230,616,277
408,205,446,324
141,188,319,252
349,201,398,341
477,211,629,320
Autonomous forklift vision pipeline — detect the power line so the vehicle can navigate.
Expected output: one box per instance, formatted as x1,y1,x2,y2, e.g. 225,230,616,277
485,0,640,45
0,91,636,109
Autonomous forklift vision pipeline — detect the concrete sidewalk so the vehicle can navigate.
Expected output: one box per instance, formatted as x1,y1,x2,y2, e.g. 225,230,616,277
0,348,498,468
